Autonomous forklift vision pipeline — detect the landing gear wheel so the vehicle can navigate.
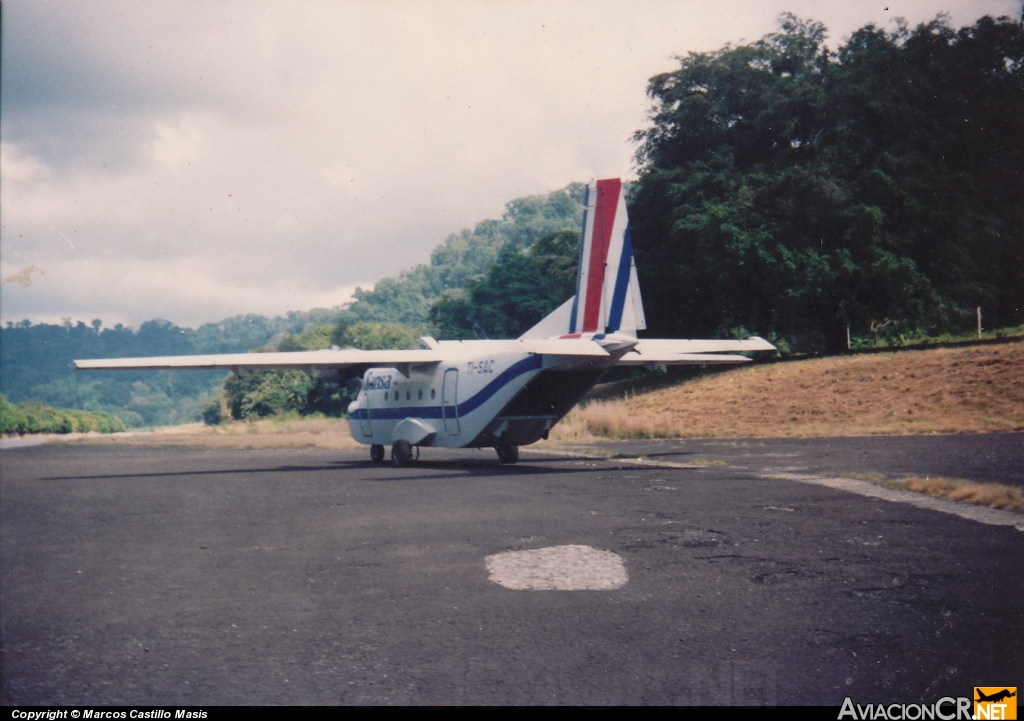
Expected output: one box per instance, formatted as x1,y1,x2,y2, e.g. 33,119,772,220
496,444,519,464
391,440,412,467
370,444,385,463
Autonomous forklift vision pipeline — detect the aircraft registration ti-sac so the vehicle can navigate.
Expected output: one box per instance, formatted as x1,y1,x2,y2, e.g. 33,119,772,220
74,178,775,466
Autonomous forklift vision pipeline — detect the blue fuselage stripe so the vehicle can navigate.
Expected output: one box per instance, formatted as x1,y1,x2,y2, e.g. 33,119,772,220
352,354,543,422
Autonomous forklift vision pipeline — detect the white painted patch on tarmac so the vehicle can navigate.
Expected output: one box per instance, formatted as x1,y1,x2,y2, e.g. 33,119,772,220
485,545,628,590
767,472,1024,533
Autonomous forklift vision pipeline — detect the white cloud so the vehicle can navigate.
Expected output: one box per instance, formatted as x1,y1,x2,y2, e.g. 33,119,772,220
0,255,364,328
2,0,1019,328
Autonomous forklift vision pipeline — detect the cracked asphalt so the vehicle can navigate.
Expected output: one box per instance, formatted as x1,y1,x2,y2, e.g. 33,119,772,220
1,436,1021,705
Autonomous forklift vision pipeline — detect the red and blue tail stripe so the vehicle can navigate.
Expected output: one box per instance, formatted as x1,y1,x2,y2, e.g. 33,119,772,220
569,178,646,335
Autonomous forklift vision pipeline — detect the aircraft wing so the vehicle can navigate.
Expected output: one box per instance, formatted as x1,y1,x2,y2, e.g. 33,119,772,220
71,336,772,371
616,336,775,365
70,339,611,373
71,348,446,371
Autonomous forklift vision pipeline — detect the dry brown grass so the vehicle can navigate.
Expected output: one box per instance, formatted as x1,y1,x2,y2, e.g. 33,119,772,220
71,417,363,450
894,476,1024,512
551,341,1024,440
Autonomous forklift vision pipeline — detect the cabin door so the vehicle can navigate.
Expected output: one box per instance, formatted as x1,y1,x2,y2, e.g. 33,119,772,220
442,368,460,435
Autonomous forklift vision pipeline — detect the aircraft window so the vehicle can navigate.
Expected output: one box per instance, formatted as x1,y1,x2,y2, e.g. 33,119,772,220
406,390,411,401
431,389,436,399
418,390,423,400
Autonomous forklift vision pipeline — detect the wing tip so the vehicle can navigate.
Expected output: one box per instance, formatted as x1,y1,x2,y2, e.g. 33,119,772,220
748,335,777,351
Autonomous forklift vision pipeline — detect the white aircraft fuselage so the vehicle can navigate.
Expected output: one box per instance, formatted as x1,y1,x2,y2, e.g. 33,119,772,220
346,335,630,450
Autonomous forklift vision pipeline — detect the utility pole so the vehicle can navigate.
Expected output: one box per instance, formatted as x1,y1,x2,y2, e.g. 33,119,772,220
977,307,982,340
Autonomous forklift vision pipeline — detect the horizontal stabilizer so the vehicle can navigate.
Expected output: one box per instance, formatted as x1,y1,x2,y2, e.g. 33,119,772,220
618,352,753,366
628,336,775,356
514,338,609,357
616,336,775,365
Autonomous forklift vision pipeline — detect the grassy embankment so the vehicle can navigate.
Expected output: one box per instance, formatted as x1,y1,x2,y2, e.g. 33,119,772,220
551,340,1024,441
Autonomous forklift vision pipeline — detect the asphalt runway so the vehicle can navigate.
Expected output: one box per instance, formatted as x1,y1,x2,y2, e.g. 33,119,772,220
2,437,1022,705
563,433,1024,488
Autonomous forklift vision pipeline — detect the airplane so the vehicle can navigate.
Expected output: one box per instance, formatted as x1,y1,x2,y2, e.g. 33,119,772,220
976,690,1016,704
73,178,775,466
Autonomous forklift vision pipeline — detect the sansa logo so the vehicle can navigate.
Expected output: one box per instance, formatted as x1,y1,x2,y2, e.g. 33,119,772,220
974,688,1017,720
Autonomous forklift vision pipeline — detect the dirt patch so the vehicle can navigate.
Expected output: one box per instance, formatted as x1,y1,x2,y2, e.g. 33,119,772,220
65,418,363,450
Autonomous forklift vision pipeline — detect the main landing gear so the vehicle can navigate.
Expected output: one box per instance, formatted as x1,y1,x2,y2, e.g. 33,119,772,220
382,438,417,467
370,442,418,466
496,444,519,464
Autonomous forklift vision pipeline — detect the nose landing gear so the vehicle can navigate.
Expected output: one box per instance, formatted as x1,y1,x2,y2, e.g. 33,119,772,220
370,444,385,463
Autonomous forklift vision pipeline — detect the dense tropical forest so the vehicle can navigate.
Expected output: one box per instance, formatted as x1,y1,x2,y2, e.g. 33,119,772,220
2,13,1021,430
630,14,1023,352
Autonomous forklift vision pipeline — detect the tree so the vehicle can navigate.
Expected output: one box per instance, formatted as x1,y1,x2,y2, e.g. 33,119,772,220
630,14,1024,353
429,229,579,339
343,322,421,350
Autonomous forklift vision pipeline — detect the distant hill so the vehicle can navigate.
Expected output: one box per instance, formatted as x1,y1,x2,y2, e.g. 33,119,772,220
335,183,584,326
0,309,341,428
0,183,586,427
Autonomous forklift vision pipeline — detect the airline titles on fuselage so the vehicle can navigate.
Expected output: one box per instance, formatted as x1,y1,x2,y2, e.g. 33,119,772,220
364,373,393,390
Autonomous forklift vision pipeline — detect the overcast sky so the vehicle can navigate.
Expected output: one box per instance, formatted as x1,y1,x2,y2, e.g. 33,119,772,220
2,0,1020,329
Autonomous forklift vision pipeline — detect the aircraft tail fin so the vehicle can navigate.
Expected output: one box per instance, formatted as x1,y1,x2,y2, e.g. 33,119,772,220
519,178,646,340
570,178,646,335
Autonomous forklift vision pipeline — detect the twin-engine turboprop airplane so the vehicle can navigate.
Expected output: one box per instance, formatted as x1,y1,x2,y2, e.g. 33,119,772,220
74,178,775,465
